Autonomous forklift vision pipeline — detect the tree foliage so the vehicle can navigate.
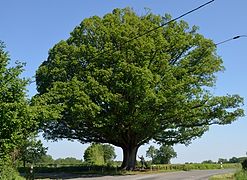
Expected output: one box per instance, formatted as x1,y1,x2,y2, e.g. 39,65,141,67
18,135,47,167
54,157,82,165
101,144,117,163
38,154,54,164
33,8,244,169
228,157,239,163
146,144,177,164
0,40,37,179
37,155,82,165
153,144,177,164
0,41,37,161
83,143,116,165
242,159,247,170
201,160,215,164
218,158,228,164
146,145,157,163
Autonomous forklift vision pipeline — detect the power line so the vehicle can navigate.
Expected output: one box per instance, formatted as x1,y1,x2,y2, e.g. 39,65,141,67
125,0,215,44
96,0,215,58
215,35,247,46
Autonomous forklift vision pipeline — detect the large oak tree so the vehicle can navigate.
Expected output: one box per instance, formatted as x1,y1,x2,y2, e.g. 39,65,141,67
34,8,244,169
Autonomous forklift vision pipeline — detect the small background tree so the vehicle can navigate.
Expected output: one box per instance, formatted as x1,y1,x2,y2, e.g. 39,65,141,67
38,154,54,164
83,143,116,165
18,135,47,167
54,157,82,165
146,144,177,164
201,160,215,164
146,145,157,163
228,157,239,163
218,158,228,164
101,144,117,164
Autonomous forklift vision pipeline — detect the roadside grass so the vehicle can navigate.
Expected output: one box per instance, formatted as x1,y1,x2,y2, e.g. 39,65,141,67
148,163,240,171
210,170,247,180
19,163,241,179
234,170,247,179
209,173,234,180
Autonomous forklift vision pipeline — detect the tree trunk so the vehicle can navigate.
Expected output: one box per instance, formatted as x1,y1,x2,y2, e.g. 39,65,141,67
23,160,26,168
121,145,139,170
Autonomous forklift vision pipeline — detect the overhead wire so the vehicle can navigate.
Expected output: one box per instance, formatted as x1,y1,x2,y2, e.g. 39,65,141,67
95,0,215,58
215,35,247,46
124,0,215,44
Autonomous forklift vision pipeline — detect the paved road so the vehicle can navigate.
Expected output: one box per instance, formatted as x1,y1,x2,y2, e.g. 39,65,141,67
67,169,236,180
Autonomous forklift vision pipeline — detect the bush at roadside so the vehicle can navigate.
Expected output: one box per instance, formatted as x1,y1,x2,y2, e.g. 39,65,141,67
234,170,247,179
241,159,247,170
0,164,24,180
150,163,240,171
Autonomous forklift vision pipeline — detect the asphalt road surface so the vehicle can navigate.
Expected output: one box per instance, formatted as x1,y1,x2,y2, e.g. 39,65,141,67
67,169,236,180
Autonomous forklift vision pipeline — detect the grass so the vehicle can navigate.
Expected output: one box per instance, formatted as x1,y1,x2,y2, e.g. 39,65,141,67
149,163,240,171
19,163,241,179
234,170,247,179
210,170,247,180
209,173,234,180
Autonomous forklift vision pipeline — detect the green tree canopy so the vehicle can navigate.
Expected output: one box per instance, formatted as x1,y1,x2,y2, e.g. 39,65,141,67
83,143,116,165
0,41,37,162
0,41,37,178
33,8,244,170
83,143,105,165
218,158,228,164
38,154,54,164
54,157,81,165
151,144,177,164
146,145,157,163
18,135,47,167
101,144,117,163
228,157,239,163
201,160,215,164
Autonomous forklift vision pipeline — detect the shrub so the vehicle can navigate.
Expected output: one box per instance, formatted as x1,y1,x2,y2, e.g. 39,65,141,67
235,170,247,179
0,164,24,180
150,163,240,171
241,159,247,170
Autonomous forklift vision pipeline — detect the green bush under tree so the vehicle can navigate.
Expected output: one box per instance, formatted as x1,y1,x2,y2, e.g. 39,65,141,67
84,143,116,165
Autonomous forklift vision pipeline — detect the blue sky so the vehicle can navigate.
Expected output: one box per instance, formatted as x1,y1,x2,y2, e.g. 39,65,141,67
1,0,247,163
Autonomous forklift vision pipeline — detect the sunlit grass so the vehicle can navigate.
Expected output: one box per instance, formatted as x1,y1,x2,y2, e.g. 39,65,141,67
234,170,247,179
209,173,234,180
210,170,247,180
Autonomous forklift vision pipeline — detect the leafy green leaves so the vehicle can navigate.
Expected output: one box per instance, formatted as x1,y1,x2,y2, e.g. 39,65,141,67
34,8,244,151
0,41,37,162
83,143,116,165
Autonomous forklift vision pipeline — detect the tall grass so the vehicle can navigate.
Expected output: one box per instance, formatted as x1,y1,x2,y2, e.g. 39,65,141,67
209,173,234,180
18,163,241,179
150,163,240,171
234,170,247,179
210,170,247,180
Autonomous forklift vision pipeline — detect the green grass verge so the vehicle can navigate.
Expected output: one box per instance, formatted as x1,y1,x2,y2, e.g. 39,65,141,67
209,173,234,180
150,163,240,171
18,163,241,179
210,170,247,180
234,170,247,179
